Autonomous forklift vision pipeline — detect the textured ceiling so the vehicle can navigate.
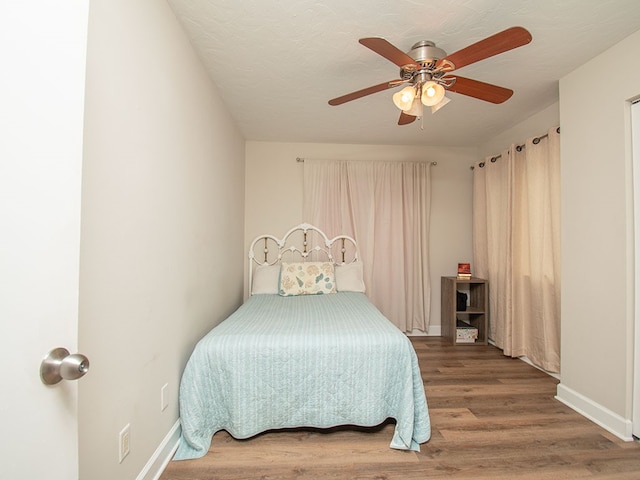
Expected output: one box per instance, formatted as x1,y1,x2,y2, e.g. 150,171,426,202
166,0,640,147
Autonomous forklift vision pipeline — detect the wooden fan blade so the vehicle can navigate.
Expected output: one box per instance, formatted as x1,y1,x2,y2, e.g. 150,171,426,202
398,111,416,125
436,27,531,71
328,80,400,106
359,38,419,68
445,76,513,104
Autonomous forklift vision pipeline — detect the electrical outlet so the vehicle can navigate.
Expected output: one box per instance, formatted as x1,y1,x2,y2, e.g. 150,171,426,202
161,383,169,412
119,424,130,463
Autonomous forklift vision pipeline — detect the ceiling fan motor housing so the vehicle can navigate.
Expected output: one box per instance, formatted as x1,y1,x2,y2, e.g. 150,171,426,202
409,41,447,66
399,40,448,83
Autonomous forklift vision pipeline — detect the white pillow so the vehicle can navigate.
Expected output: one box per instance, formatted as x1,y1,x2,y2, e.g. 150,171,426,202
279,262,337,296
251,264,280,294
335,261,366,293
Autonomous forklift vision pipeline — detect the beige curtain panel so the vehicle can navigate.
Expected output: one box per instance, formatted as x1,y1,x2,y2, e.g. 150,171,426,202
473,127,561,373
303,159,432,333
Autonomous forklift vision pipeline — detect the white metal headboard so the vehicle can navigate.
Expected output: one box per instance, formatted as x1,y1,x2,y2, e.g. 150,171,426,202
248,223,359,292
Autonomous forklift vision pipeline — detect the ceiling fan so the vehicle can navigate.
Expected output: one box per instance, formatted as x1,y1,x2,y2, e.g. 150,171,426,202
328,27,532,126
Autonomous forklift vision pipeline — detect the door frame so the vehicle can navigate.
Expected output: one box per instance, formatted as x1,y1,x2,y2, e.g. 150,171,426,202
632,98,640,439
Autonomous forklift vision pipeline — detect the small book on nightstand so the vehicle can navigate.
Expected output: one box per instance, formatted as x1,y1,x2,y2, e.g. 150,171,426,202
457,263,472,279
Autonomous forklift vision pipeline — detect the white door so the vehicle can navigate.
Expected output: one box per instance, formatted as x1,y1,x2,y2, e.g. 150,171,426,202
0,2,89,479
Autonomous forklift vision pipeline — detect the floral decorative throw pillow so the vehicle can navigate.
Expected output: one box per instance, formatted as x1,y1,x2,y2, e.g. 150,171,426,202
279,262,337,296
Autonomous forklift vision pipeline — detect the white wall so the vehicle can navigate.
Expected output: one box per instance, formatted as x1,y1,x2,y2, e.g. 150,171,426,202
478,102,559,158
557,28,640,440
79,1,246,479
245,141,477,333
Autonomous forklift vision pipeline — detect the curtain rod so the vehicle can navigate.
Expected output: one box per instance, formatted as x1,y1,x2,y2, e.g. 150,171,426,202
471,126,560,170
297,157,437,166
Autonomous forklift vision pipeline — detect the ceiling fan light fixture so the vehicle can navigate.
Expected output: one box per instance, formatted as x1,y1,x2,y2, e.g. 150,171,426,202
393,85,416,111
431,96,451,114
405,97,424,117
421,81,445,106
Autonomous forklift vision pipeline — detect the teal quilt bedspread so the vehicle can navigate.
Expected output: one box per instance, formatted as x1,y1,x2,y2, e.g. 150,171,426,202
174,292,430,460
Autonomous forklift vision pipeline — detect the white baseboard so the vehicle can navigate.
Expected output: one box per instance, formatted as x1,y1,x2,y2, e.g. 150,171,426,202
555,383,634,441
137,420,181,480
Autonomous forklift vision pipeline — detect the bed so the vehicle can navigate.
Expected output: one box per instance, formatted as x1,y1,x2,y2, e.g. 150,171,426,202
173,224,430,460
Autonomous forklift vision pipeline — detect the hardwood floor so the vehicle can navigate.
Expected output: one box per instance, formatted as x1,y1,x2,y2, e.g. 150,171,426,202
160,337,640,479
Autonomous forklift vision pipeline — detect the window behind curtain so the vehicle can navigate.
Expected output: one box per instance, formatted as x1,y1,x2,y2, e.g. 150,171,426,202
303,159,432,333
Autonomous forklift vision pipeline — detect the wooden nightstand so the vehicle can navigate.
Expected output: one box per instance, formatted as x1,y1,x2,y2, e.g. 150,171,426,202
441,276,488,346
